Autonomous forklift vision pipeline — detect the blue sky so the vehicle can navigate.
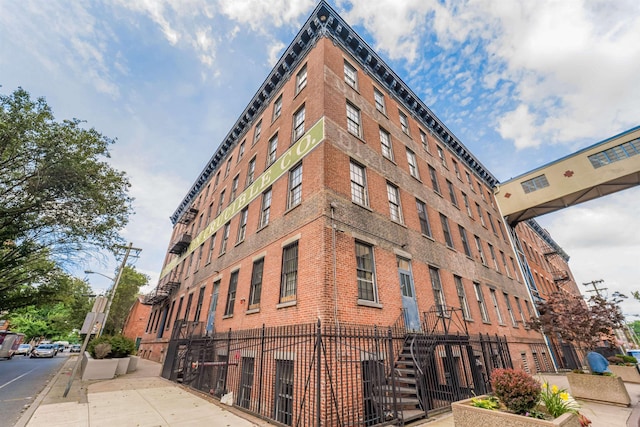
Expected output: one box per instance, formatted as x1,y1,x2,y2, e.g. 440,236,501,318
2,0,639,319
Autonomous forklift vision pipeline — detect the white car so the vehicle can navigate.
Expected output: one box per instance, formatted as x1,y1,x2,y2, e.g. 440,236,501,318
15,344,32,356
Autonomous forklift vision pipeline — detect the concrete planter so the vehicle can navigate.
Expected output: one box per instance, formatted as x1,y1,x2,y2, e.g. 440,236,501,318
452,396,580,427
81,351,119,381
127,355,139,373
115,356,131,375
567,372,631,406
609,365,640,383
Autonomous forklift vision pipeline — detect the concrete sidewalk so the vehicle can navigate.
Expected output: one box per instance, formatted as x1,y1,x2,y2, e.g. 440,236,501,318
16,357,640,427
15,355,270,427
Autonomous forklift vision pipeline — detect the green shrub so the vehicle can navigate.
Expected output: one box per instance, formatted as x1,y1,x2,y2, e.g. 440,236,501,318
87,335,135,358
490,368,541,414
88,335,113,359
109,335,135,357
621,354,638,364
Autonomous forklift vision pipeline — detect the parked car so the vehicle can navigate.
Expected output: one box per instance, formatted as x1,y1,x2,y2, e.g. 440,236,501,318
15,343,33,356
69,344,81,353
31,344,57,358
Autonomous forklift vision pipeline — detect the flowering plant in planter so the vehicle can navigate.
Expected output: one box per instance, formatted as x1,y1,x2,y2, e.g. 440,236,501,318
539,382,579,418
467,369,592,425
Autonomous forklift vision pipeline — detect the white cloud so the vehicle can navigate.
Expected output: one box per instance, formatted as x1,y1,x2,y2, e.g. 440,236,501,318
0,1,121,97
217,0,316,32
267,41,286,67
113,0,219,68
338,0,435,63
496,104,541,149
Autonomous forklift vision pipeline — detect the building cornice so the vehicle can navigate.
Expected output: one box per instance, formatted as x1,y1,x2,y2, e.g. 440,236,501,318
171,0,498,225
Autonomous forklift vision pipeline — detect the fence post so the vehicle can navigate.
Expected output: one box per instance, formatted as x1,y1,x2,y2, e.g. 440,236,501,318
316,319,322,427
387,327,399,425
257,324,265,415
223,328,231,394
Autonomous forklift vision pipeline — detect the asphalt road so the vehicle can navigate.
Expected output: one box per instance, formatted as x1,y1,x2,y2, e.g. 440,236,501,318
0,350,68,427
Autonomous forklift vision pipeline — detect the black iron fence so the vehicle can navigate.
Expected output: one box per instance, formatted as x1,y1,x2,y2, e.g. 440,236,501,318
162,318,512,426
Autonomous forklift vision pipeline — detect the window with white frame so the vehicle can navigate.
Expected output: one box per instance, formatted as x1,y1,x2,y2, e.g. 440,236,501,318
458,225,472,257
487,212,497,234
224,156,233,178
224,270,238,316
420,129,429,152
267,134,278,166
287,163,303,209
488,243,499,271
465,171,474,190
437,145,447,167
230,175,239,201
430,266,447,316
249,258,264,308
406,148,419,179
440,214,454,248
386,182,403,223
236,208,248,243
253,120,262,145
206,233,216,264
344,60,358,89
399,110,410,135
500,250,511,278
474,283,490,323
490,289,504,324
346,102,361,137
504,292,518,326
219,222,230,255
476,203,485,226
217,190,225,216
379,127,393,160
416,199,431,237
273,94,282,121
452,160,461,179
374,87,386,114
355,242,377,302
280,241,298,302
475,235,486,265
462,192,472,217
238,141,245,160
259,188,272,228
350,161,368,206
514,296,528,326
446,179,458,206
428,165,440,193
296,64,307,94
293,106,305,141
454,275,472,320
521,175,549,194
246,157,256,187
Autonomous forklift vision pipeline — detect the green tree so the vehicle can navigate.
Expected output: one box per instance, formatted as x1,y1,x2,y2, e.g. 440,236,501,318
104,266,149,335
7,274,94,340
0,87,133,310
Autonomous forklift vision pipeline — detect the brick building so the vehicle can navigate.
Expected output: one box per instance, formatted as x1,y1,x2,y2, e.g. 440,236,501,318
138,2,577,424
121,296,151,351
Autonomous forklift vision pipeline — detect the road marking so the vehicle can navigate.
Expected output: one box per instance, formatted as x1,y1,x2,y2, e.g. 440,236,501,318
0,368,37,390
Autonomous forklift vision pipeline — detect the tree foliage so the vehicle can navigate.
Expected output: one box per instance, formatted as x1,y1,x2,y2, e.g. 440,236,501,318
7,275,95,340
104,266,149,335
0,87,133,310
531,291,625,350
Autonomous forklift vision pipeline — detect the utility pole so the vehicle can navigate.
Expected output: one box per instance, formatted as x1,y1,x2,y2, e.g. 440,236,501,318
100,242,142,336
583,279,606,297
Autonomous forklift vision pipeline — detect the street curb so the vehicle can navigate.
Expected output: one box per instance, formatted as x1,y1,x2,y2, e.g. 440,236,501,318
13,356,76,427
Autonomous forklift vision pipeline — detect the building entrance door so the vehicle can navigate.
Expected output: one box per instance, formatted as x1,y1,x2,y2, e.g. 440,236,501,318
398,257,421,331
